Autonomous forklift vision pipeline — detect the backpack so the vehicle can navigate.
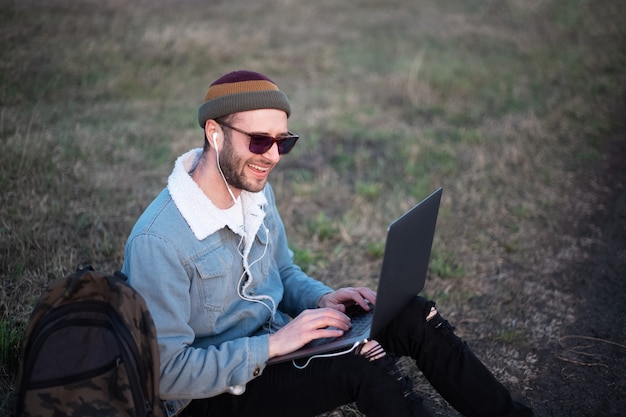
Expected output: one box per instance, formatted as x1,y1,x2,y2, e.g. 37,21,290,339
15,266,165,417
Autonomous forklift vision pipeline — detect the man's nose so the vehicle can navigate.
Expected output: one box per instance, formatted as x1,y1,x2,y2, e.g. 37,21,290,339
264,142,281,163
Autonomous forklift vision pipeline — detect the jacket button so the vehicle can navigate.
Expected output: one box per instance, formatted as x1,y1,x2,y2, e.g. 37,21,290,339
253,367,260,376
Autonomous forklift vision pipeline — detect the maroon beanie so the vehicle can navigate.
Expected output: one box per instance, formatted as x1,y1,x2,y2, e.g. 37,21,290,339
197,70,291,128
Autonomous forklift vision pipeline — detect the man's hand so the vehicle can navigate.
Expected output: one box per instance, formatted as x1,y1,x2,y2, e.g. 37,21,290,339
268,308,351,359
318,287,377,313
267,287,376,360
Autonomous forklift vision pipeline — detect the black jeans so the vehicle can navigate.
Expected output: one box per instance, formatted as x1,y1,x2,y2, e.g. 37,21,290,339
180,296,533,417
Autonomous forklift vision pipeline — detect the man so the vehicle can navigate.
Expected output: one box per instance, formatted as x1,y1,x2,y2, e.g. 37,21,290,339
122,70,533,417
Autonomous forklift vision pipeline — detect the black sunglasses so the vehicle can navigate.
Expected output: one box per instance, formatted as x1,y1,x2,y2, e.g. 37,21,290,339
218,122,299,155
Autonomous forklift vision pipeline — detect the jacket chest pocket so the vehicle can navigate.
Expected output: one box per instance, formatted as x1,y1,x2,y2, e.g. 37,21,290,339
194,247,236,312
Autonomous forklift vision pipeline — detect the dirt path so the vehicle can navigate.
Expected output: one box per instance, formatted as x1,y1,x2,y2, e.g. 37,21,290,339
529,133,626,416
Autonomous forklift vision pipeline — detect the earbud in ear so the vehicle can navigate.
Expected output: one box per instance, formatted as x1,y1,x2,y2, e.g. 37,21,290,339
212,132,218,150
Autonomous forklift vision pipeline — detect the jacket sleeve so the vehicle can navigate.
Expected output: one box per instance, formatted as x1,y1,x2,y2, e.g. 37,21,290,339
122,232,269,400
263,185,334,316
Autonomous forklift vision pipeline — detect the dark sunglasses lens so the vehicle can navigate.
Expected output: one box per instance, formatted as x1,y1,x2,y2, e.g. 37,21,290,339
248,135,275,154
248,134,299,155
277,136,298,154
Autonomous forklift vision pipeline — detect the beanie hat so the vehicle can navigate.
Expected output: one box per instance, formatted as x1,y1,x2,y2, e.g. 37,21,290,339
198,70,291,128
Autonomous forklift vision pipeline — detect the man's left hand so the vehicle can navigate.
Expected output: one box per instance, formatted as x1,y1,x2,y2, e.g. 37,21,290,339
318,287,376,313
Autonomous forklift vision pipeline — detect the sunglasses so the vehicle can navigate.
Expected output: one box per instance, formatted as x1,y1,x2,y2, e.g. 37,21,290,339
218,122,299,155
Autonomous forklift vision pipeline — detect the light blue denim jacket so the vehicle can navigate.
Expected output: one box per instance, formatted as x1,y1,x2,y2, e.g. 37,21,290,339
121,149,333,415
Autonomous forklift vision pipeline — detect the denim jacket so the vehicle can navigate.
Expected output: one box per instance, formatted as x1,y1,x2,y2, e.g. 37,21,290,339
122,149,333,415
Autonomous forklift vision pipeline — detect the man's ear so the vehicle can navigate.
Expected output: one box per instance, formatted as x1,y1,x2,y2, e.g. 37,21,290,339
204,120,220,150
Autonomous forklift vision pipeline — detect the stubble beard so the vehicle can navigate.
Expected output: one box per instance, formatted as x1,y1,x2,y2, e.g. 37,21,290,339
219,140,268,193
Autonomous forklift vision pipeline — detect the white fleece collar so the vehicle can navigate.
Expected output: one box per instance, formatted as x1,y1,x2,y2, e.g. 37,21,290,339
167,148,267,244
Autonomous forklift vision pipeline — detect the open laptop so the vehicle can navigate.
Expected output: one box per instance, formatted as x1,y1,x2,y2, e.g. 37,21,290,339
268,187,442,365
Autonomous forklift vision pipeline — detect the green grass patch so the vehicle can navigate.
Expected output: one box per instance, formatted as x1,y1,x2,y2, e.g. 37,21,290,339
429,251,465,279
366,241,385,260
0,319,26,374
307,212,340,241
497,328,527,345
355,181,383,200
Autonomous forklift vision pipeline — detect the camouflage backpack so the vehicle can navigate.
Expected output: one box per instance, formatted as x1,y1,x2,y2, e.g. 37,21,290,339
15,266,164,417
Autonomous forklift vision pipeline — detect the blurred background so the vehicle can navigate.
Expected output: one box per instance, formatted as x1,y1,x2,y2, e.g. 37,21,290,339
1,0,625,415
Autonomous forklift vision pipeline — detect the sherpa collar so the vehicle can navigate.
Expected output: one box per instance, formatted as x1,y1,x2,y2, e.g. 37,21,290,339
167,148,267,244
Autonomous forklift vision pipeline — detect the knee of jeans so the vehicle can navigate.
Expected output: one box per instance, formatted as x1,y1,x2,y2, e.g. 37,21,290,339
410,296,456,332
424,311,467,354
411,296,437,321
387,297,437,337
426,312,455,332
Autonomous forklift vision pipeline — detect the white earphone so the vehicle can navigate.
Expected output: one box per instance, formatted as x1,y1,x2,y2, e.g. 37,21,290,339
213,131,237,204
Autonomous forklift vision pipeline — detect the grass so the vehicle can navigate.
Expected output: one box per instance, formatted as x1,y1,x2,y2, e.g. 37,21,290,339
0,320,24,374
1,0,625,415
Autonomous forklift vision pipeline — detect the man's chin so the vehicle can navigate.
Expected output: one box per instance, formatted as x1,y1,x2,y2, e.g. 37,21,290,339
243,179,268,193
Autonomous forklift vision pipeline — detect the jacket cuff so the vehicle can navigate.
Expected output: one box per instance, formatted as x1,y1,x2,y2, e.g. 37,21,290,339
249,333,270,377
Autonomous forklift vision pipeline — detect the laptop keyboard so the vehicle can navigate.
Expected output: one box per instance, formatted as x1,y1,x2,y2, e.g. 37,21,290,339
343,304,374,337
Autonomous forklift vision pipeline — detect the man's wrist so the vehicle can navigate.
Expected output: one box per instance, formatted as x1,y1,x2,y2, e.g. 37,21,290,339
317,292,331,308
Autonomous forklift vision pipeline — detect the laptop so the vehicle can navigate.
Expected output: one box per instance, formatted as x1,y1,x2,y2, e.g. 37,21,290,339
268,187,442,365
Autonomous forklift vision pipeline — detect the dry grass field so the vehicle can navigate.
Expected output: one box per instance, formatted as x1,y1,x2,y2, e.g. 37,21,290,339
1,0,625,415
